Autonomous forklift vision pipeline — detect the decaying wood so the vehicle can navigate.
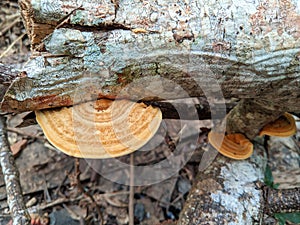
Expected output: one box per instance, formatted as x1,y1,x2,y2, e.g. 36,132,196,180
178,142,300,224
263,186,300,214
11,99,234,129
1,0,300,114
178,144,267,224
0,64,18,85
177,144,300,225
226,99,285,139
0,64,19,104
0,116,31,225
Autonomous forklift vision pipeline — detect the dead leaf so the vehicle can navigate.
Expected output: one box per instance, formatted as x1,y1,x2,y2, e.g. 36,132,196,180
15,111,37,128
10,139,27,155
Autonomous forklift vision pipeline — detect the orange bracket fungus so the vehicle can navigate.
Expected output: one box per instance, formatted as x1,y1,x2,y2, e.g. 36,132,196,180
208,112,296,160
208,131,254,160
35,99,162,158
259,112,296,137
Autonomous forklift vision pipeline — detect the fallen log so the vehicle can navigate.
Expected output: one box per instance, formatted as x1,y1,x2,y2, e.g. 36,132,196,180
1,0,300,113
179,144,267,224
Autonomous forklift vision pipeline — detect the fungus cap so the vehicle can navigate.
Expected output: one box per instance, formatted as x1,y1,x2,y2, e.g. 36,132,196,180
259,112,296,137
35,99,162,158
208,131,253,160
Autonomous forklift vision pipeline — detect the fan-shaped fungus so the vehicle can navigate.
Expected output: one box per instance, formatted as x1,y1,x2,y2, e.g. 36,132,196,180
35,99,162,158
259,113,296,137
208,131,254,160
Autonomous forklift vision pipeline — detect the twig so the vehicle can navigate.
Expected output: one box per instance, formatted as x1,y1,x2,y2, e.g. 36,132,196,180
0,17,20,36
55,164,74,197
129,154,135,225
0,33,26,59
0,115,31,225
35,197,74,210
89,189,130,196
73,158,104,225
6,127,45,140
103,195,128,208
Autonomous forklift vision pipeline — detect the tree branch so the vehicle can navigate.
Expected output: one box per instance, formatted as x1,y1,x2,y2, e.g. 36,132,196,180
0,116,31,225
0,63,19,102
178,144,267,224
1,0,300,113
263,186,300,214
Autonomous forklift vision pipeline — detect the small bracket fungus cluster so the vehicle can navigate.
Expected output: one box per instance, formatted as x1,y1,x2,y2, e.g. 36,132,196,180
208,113,296,160
35,99,162,158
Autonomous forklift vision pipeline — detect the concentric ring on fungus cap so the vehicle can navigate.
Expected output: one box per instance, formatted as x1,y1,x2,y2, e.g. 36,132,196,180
35,99,162,158
259,112,296,137
208,131,254,160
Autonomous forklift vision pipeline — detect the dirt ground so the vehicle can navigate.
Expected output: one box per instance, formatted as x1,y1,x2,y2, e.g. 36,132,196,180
0,1,299,225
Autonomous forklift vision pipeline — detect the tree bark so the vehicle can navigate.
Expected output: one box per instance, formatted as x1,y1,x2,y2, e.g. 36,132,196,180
226,99,285,139
178,142,300,224
178,143,267,224
0,116,31,225
0,64,19,105
263,186,300,214
1,0,300,113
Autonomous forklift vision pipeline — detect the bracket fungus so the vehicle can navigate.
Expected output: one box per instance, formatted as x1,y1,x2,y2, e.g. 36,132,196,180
259,112,296,137
208,112,296,160
35,99,162,158
208,131,254,160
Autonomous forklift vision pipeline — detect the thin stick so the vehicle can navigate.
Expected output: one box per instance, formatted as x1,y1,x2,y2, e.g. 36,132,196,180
73,159,104,225
0,115,31,225
0,33,25,59
129,154,135,225
0,17,20,36
6,126,45,140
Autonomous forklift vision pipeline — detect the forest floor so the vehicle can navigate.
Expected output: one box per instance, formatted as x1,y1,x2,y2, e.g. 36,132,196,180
0,1,299,225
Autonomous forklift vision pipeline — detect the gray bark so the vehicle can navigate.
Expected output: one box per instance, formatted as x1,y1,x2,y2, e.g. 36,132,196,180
178,144,267,225
1,0,300,113
0,116,31,225
0,64,19,106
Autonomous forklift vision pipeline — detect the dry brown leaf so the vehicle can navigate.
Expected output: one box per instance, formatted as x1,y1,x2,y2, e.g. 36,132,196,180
10,139,27,155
